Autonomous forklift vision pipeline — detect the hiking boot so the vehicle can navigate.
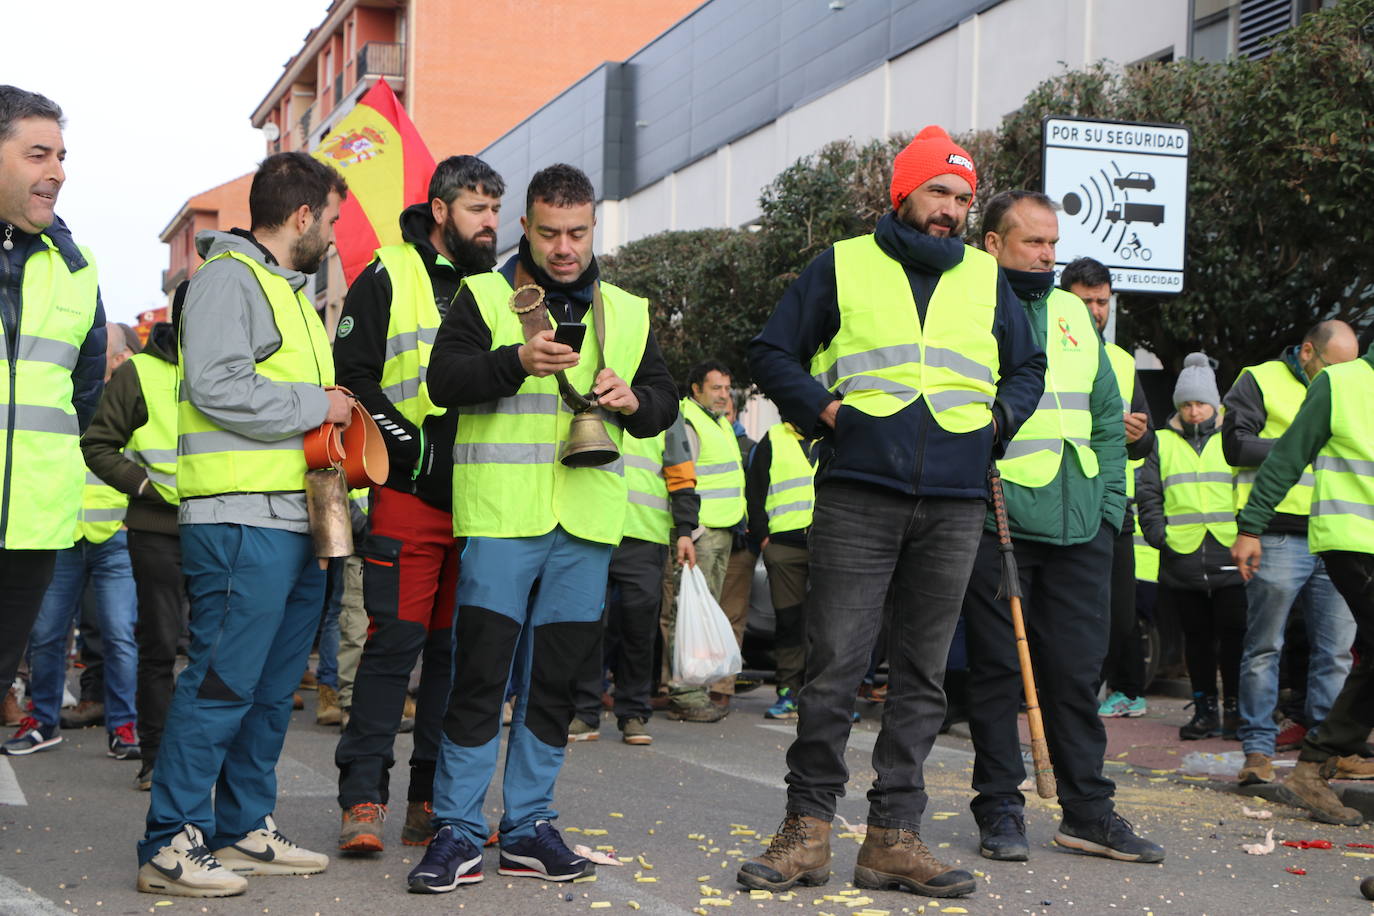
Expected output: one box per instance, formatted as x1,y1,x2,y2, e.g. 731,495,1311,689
1278,760,1363,826
137,824,246,898
1332,755,1374,780
499,819,593,881
1275,718,1308,751
299,669,318,690
667,692,728,723
977,801,1029,861
60,698,104,729
766,688,799,720
403,801,435,846
316,685,342,726
1237,752,1274,786
135,760,154,792
1221,697,1240,739
853,826,975,897
107,721,141,760
408,825,483,892
214,815,329,875
737,814,831,892
2,717,61,755
339,802,387,852
620,717,652,746
2,685,23,727
1054,811,1164,863
1179,694,1220,740
568,718,600,742
709,691,732,710
399,695,416,733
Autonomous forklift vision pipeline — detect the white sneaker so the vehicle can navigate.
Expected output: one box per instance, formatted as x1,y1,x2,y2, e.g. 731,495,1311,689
137,825,247,897
214,815,330,876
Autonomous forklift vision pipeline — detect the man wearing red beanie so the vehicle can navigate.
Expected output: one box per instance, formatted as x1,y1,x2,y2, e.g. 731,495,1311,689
741,126,1045,900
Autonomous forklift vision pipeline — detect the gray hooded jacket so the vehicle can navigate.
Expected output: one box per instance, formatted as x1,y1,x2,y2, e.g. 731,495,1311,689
177,230,330,533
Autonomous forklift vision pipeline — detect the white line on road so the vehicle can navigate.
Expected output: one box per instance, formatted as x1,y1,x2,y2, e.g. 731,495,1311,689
275,753,336,797
0,874,68,915
0,756,26,806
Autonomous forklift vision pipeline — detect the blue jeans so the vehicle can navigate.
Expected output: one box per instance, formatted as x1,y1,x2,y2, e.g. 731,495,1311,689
138,524,324,864
1237,533,1355,756
27,533,138,731
315,558,344,688
432,527,610,850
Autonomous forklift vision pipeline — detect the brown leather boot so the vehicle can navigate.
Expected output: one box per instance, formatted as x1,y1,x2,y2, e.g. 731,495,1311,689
401,801,435,846
1279,760,1363,826
853,827,976,898
736,814,831,891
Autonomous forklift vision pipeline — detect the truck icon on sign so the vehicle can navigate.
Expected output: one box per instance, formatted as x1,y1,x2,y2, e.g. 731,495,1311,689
1113,171,1156,192
1106,202,1164,226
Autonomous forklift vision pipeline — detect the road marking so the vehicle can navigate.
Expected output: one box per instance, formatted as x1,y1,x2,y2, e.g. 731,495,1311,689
275,753,336,797
0,757,26,806
0,874,68,915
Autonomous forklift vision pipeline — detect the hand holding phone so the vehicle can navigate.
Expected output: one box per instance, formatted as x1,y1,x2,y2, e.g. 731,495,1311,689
553,322,587,352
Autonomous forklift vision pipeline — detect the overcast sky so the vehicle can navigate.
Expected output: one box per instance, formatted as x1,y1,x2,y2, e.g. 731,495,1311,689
6,1,330,325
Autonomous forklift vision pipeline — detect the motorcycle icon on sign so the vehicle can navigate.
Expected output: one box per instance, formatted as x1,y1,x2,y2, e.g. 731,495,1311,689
1119,233,1152,262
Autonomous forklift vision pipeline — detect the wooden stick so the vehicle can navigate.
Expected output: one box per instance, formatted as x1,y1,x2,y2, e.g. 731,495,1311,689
987,466,1056,800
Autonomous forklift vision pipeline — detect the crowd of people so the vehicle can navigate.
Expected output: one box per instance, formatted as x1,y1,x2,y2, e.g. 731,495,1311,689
2,81,1372,904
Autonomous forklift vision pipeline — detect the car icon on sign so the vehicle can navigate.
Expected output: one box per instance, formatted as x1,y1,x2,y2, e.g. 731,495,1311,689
1113,171,1156,192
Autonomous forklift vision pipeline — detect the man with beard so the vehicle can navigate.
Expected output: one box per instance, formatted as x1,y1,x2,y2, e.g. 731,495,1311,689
137,152,350,898
332,155,504,852
961,191,1162,866
741,127,1044,899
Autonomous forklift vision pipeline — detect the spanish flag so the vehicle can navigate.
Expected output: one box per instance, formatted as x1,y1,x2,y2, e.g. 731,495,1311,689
312,79,435,286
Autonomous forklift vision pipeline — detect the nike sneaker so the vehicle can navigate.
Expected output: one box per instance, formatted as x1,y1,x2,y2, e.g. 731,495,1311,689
213,814,329,876
136,824,246,897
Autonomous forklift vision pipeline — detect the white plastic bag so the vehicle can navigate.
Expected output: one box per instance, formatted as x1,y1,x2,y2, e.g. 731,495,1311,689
672,564,743,686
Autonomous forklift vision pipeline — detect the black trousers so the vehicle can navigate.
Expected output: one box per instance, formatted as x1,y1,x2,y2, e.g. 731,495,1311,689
1102,525,1145,698
127,530,189,760
963,523,1116,823
0,548,56,687
1299,550,1374,763
785,482,986,829
574,538,666,727
1162,582,1246,701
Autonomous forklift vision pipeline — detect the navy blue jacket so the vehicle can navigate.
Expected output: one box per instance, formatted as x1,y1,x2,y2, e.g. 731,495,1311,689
748,212,1045,499
0,215,106,432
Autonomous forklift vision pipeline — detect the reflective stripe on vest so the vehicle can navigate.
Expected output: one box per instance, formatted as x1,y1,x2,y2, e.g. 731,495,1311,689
126,352,180,505
998,288,1101,487
621,432,670,545
1310,359,1374,553
764,423,815,535
451,272,649,545
176,251,335,498
374,245,446,426
1133,526,1159,584
1106,342,1136,500
811,234,999,432
77,472,128,544
1233,360,1314,516
681,397,744,529
1158,428,1237,553
0,237,99,550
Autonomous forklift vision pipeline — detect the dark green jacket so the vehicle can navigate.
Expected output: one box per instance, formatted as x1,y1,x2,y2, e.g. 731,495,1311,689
1237,349,1374,537
991,274,1127,545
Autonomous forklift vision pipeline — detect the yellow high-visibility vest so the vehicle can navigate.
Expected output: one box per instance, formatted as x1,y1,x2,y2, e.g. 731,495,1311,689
126,352,179,505
1309,358,1374,553
763,423,815,535
177,251,334,498
1106,342,1137,500
76,472,127,544
451,272,649,545
681,397,745,529
998,289,1101,487
1233,360,1314,516
0,237,99,549
621,432,670,545
1158,428,1237,554
811,234,999,432
374,244,445,427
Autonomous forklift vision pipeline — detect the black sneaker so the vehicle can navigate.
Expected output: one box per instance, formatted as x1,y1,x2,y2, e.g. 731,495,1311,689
1179,694,1220,740
1054,811,1164,863
977,802,1029,861
406,825,483,893
498,819,593,881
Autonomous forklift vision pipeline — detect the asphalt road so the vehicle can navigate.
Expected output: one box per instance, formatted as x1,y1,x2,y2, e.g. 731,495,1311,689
2,685,1373,916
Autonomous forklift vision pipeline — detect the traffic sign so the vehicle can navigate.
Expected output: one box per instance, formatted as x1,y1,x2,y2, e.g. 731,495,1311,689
1042,116,1190,295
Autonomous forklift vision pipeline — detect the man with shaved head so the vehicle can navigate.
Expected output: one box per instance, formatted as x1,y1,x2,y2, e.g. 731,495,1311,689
1224,319,1360,788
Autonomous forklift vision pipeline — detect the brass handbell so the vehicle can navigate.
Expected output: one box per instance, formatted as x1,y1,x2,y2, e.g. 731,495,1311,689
509,281,620,468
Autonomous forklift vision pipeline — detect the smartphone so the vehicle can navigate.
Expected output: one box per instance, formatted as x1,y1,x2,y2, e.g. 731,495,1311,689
553,322,587,352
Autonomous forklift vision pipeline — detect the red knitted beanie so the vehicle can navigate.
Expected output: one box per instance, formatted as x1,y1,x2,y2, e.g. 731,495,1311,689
889,125,978,210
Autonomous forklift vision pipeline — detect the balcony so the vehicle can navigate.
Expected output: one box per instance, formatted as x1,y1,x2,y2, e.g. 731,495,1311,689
356,42,405,82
